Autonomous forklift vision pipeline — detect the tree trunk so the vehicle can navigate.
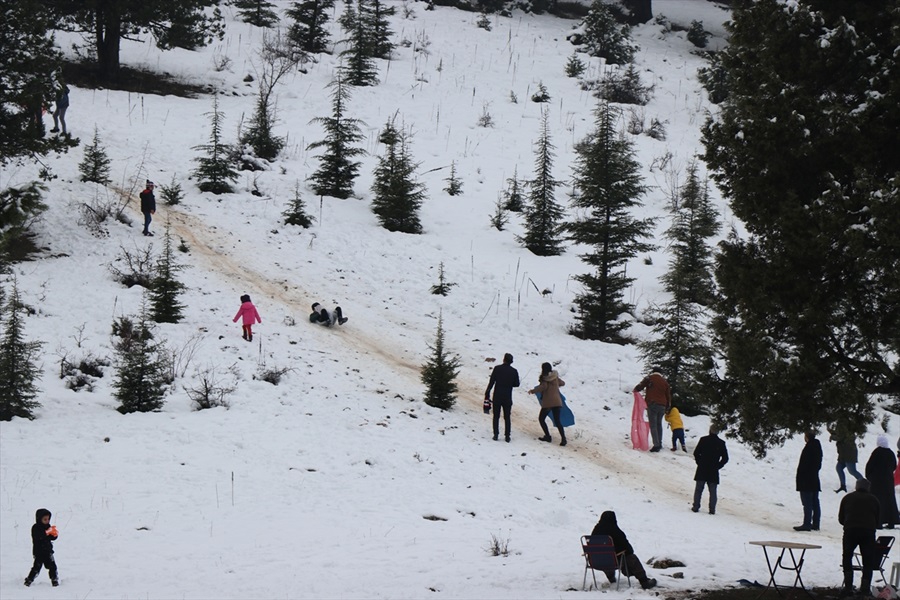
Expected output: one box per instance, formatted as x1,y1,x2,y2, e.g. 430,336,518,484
95,2,122,78
622,0,652,25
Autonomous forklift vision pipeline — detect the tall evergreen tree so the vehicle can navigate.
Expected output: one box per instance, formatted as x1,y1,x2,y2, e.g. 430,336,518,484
565,101,653,341
517,109,565,256
233,0,279,27
367,0,396,59
421,312,461,411
47,0,224,79
113,302,169,414
193,96,238,194
287,0,336,54
639,161,719,413
149,221,186,324
665,162,719,307
78,127,112,185
0,0,78,167
339,0,379,86
370,118,425,233
307,76,366,199
701,0,900,455
0,278,42,421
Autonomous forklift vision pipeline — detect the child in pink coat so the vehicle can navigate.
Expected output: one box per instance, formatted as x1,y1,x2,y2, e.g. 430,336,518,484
233,294,262,341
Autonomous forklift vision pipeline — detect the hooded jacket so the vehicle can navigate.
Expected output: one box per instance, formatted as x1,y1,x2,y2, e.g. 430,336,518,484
233,301,262,326
530,370,564,408
31,508,57,558
590,511,634,555
664,407,684,430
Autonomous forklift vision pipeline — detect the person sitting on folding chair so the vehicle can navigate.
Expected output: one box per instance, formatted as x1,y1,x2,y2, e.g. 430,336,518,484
590,511,657,590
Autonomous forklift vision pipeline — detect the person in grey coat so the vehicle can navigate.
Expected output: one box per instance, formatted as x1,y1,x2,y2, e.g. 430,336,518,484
691,425,728,514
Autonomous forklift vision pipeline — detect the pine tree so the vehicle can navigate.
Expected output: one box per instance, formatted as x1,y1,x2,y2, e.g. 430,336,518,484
149,221,186,324
664,162,718,307
502,166,525,212
0,278,42,421
701,0,900,454
639,161,720,413
420,312,460,410
443,162,463,196
287,0,336,54
307,76,366,199
517,109,565,256
233,0,279,27
370,118,425,233
367,0,396,59
282,181,314,228
159,175,184,206
113,302,169,414
489,197,509,231
430,262,457,296
565,52,586,78
79,127,112,185
0,182,48,258
565,101,653,341
340,0,379,86
193,96,239,194
581,0,636,64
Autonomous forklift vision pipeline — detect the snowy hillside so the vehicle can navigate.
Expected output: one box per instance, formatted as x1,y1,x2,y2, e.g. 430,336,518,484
1,1,897,598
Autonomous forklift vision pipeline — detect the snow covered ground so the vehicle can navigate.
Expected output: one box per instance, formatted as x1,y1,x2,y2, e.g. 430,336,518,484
1,1,897,598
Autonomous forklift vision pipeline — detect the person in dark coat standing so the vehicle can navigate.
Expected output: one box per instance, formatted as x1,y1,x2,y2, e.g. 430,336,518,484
590,511,657,589
838,478,881,596
140,180,156,236
484,353,520,442
794,431,823,531
24,508,59,587
692,425,729,514
865,435,899,529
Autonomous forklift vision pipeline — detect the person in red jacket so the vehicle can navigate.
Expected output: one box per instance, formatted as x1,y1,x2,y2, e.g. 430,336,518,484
24,508,59,587
633,370,671,452
233,294,262,341
140,180,156,236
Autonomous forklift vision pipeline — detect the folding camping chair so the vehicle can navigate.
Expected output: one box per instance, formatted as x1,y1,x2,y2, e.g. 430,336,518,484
853,535,895,586
581,535,632,591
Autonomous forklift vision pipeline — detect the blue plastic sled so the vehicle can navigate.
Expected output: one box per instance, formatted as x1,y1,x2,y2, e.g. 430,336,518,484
534,392,575,427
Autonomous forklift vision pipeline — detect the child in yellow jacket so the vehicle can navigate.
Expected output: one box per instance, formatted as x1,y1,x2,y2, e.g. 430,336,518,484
665,407,687,452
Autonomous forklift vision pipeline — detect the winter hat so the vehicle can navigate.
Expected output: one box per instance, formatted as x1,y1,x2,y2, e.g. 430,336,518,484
146,180,154,187
35,508,51,523
855,478,871,492
877,435,890,449
241,294,250,303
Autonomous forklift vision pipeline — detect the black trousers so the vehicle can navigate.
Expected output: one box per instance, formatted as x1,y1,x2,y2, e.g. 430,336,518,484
603,552,647,583
27,554,58,582
539,407,565,440
492,398,512,437
842,527,876,589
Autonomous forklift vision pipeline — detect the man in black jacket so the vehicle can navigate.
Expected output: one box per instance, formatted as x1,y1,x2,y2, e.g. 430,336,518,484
484,353,519,442
24,508,59,587
692,425,729,514
838,478,881,596
795,431,823,531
